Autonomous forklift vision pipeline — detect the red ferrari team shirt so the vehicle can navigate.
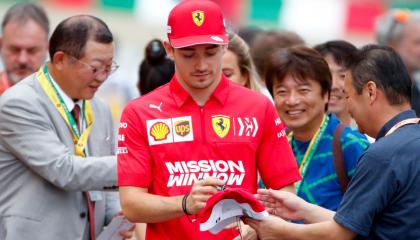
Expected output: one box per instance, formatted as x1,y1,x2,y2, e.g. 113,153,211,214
118,75,300,240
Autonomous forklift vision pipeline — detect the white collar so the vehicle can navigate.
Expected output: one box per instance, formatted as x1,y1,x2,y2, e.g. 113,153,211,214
48,74,83,111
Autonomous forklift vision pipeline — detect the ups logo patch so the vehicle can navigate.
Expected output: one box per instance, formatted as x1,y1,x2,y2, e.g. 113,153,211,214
175,120,190,137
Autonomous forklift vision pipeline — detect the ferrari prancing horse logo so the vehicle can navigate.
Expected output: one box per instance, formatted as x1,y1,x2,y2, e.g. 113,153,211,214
212,115,230,138
192,10,204,27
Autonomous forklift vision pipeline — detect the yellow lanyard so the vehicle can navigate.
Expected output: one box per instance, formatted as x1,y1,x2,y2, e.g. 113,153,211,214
37,65,94,157
288,115,328,193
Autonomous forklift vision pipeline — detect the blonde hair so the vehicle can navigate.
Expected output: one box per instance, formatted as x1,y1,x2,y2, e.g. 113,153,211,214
227,32,262,93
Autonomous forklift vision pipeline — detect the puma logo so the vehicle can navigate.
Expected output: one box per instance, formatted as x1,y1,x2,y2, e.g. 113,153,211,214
149,102,163,112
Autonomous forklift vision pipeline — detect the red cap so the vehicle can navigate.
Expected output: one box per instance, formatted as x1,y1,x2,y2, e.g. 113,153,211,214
198,188,268,234
167,0,228,48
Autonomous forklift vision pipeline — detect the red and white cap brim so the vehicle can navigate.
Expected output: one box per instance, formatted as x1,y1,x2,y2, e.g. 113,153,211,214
199,199,268,234
170,34,228,48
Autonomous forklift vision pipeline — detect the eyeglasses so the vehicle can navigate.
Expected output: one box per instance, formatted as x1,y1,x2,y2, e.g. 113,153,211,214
68,54,119,79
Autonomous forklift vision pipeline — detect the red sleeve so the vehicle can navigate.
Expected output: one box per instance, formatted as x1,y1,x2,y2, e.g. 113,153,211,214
117,103,152,188
257,101,301,189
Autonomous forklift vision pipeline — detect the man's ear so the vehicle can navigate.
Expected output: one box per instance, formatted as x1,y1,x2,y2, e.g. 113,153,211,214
163,41,174,60
51,51,66,70
0,37,3,50
365,80,378,104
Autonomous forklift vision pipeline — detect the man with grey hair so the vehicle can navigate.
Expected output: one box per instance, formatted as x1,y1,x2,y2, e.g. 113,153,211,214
376,9,420,115
0,15,134,239
0,3,49,95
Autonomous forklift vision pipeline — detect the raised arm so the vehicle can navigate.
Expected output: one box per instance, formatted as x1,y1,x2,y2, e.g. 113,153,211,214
246,215,356,240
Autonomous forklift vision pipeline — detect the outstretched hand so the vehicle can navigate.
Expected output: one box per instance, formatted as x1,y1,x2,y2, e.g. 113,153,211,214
244,215,287,240
256,189,308,222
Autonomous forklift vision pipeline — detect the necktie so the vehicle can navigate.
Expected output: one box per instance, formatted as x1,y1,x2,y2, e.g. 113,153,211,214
71,105,96,240
71,104,81,129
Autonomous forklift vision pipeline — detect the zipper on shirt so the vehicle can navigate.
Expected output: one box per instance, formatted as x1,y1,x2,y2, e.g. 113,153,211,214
200,106,207,144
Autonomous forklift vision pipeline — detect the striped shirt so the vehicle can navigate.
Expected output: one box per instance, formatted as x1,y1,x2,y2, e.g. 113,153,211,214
291,114,369,210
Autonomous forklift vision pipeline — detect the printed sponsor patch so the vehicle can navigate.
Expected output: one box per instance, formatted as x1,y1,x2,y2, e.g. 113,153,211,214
118,134,125,142
212,115,231,138
147,118,173,145
235,117,259,137
147,116,194,145
210,36,223,42
165,160,245,187
192,10,204,27
117,147,128,154
174,120,190,137
277,129,286,139
150,122,170,141
173,116,194,142
149,102,163,112
275,117,282,126
119,122,128,129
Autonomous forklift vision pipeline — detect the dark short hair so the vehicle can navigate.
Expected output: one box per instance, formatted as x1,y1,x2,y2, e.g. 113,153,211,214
49,15,113,60
138,39,174,95
2,3,49,34
314,40,357,70
237,26,263,47
350,44,411,105
265,45,332,99
251,30,305,78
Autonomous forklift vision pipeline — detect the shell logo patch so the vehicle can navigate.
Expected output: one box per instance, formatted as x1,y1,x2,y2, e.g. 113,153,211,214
192,10,204,27
212,115,230,138
147,118,173,145
150,122,170,141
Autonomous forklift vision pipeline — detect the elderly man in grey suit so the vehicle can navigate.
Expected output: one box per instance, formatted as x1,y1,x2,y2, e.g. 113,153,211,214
0,15,132,239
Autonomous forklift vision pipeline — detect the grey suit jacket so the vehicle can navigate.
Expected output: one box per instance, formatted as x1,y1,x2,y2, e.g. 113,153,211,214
0,73,119,239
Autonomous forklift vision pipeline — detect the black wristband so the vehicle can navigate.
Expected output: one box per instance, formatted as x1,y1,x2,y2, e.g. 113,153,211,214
182,193,190,215
182,193,196,223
